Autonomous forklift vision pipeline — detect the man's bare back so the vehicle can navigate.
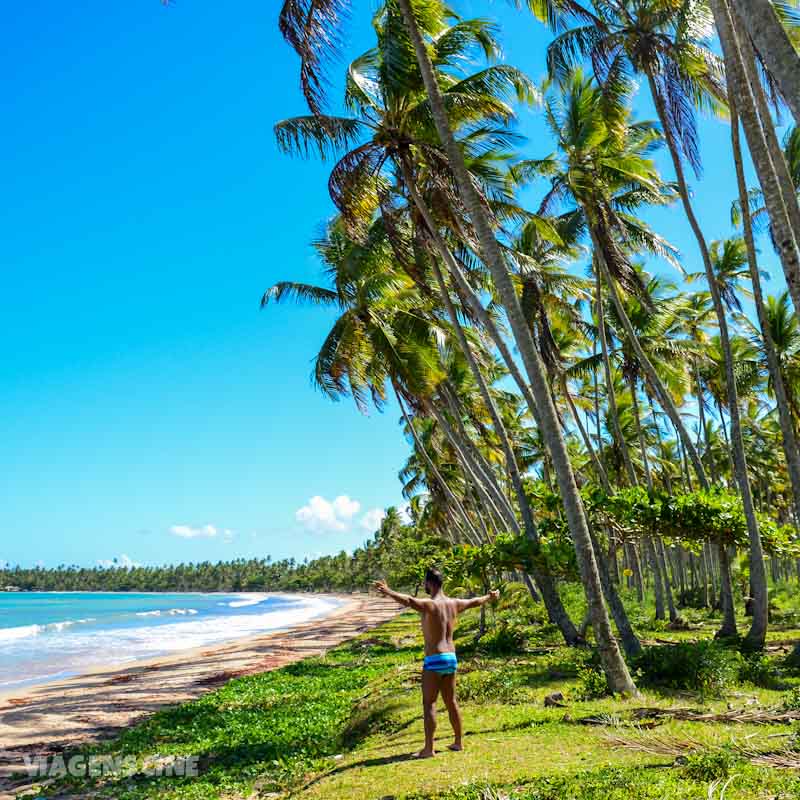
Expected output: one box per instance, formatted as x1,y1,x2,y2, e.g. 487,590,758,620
373,568,498,757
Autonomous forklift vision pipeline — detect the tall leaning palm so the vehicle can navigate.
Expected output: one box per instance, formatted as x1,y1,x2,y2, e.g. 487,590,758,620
514,70,705,486
542,0,769,647
279,0,636,692
277,9,585,644
728,0,800,126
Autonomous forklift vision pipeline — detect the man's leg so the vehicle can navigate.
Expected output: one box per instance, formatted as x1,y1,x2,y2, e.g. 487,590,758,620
420,670,440,757
440,673,463,751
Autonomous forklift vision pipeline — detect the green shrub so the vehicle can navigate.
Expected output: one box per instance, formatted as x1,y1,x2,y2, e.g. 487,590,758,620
683,749,738,781
525,622,563,646
781,686,800,710
478,621,528,655
571,664,609,701
739,652,779,688
633,641,741,696
456,669,526,704
677,585,711,610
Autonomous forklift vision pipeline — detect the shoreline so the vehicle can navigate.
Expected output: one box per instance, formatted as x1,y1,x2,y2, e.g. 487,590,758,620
0,592,400,778
0,591,337,692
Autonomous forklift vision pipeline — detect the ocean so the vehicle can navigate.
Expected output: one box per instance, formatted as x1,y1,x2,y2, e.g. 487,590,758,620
0,591,340,690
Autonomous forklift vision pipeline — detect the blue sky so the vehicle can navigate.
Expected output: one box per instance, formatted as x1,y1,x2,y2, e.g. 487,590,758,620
0,0,787,569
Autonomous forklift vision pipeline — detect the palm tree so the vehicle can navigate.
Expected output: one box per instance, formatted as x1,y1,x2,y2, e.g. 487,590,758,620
732,127,800,241
677,291,719,481
711,0,800,321
514,70,706,488
277,10,587,643
279,0,636,689
761,294,800,423
728,0,800,125
394,1,637,690
540,0,770,645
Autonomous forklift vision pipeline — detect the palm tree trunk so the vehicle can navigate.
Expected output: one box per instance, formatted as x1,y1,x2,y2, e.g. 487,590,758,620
740,32,800,252
694,361,720,484
675,431,691,491
729,0,800,125
608,537,621,585
408,184,582,644
704,540,716,609
394,382,482,544
596,269,638,486
657,537,678,622
710,0,800,319
593,345,602,444
467,483,496,543
716,543,738,638
716,400,735,483
695,359,706,451
730,96,800,532
589,525,643,658
438,386,520,532
647,393,673,492
398,0,636,694
428,401,513,536
676,547,688,596
647,65,767,648
645,536,666,620
592,234,710,490
561,375,613,492
628,374,653,491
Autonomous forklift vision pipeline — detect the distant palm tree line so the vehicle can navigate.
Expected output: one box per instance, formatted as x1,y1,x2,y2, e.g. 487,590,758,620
265,0,800,694
0,509,437,593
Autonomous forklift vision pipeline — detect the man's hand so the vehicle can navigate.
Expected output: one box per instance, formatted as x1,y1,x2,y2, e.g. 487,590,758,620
488,589,500,603
373,580,390,597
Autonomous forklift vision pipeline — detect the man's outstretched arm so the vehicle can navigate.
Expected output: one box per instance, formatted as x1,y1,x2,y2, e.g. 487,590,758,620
373,580,429,612
456,589,500,611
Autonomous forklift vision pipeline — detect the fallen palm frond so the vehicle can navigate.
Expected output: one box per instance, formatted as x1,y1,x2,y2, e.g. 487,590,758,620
604,731,706,757
631,707,800,725
606,730,800,771
571,707,800,726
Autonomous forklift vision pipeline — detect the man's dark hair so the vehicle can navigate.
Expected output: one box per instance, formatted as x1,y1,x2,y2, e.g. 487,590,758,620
425,567,443,588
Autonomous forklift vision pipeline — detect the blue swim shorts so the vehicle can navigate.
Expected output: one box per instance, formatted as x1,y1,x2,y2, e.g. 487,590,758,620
423,652,458,675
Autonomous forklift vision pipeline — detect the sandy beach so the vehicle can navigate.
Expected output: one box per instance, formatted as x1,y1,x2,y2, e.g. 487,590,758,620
0,593,399,787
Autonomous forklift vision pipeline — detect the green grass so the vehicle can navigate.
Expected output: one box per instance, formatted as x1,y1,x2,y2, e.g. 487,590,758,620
17,588,800,800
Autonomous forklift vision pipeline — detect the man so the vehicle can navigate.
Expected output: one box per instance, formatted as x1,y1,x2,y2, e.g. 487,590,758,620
374,568,499,758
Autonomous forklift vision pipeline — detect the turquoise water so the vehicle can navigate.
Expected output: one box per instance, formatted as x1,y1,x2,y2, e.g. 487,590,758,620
0,592,339,689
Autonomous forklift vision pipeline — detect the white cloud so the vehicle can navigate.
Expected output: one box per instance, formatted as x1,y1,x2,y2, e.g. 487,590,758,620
97,554,141,569
399,505,413,524
296,495,362,533
332,495,360,519
223,529,235,543
169,524,218,539
360,508,386,532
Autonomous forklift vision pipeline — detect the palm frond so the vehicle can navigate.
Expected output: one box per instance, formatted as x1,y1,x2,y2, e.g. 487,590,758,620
261,281,340,308
279,0,349,115
274,115,366,159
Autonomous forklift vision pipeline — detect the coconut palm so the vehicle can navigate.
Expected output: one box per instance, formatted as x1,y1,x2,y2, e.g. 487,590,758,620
728,0,800,125
732,127,800,241
278,0,654,692
539,0,771,645
730,107,800,533
513,70,708,489
711,0,800,322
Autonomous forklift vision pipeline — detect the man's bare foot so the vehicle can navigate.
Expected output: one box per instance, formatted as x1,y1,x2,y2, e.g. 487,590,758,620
416,748,435,759
448,743,463,751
